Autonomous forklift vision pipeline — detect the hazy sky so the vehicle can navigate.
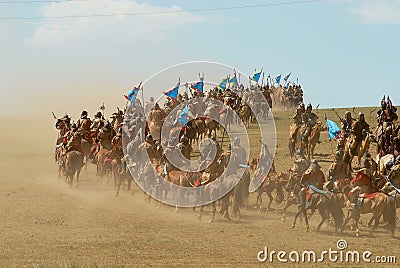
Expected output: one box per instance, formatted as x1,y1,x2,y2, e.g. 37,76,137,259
1,0,399,117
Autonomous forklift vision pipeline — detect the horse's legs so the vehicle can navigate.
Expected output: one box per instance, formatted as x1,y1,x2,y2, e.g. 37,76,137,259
291,208,302,229
76,168,80,188
257,192,262,212
210,203,216,223
367,215,374,228
266,191,273,211
341,210,352,232
116,175,123,197
317,208,327,232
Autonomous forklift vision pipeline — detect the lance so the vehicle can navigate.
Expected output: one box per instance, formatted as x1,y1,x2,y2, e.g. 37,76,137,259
51,112,57,119
331,108,344,123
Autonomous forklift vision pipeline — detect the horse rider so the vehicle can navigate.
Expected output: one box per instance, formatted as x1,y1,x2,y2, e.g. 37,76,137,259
348,156,376,210
148,103,166,126
163,136,188,170
341,111,355,138
76,110,92,139
232,137,247,168
60,114,71,131
349,112,370,156
301,103,318,144
289,148,310,178
378,125,394,157
291,104,304,141
145,97,155,115
91,111,105,132
378,95,398,127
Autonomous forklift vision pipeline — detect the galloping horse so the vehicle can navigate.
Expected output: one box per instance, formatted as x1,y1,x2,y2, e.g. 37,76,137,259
343,132,375,171
64,150,84,188
341,187,396,237
289,124,321,159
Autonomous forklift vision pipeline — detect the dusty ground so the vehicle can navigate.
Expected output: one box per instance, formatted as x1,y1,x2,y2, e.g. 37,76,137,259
1,107,399,267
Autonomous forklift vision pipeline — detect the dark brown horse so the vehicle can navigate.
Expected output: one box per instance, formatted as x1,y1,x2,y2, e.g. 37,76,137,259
64,150,84,188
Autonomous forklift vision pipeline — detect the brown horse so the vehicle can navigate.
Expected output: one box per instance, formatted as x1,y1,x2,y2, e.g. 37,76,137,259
96,148,110,180
306,123,321,159
341,188,396,237
343,133,375,171
194,118,206,143
64,150,84,188
291,189,344,233
205,118,218,138
255,172,287,212
197,173,242,222
232,169,251,218
80,138,91,168
239,104,251,128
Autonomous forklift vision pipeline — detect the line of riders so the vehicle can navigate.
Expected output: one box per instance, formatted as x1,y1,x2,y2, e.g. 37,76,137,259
53,84,274,217
53,85,400,236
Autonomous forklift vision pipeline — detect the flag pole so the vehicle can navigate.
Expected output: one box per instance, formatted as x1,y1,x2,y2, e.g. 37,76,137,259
140,81,144,112
261,72,265,88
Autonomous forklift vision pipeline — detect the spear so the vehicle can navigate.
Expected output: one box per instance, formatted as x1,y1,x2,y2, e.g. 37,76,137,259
51,112,57,119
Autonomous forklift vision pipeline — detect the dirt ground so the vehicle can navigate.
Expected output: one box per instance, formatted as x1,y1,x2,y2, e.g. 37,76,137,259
1,107,399,267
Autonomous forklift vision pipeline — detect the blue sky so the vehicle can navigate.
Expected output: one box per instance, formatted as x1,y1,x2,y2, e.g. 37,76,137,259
0,0,399,116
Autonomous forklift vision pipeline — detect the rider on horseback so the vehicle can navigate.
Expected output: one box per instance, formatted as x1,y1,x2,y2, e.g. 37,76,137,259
301,103,318,144
349,112,370,156
341,111,354,138
290,148,310,179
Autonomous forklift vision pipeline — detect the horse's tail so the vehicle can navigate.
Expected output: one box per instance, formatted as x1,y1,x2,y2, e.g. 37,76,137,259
385,196,396,237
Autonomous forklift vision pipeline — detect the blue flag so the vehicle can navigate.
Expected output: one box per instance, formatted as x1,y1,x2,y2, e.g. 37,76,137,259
283,73,291,83
124,82,141,103
177,105,189,126
191,80,204,94
275,75,282,85
229,74,238,86
250,70,262,83
164,79,180,99
217,77,228,91
326,119,341,141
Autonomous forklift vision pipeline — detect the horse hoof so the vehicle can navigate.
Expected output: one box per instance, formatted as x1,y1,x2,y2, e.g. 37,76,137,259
209,219,214,223
290,224,295,229
305,226,309,232
197,215,202,221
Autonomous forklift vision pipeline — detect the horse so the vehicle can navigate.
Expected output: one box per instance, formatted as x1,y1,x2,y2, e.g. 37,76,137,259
205,118,218,138
291,188,344,233
197,173,241,222
232,169,251,218
343,133,375,171
64,150,84,188
306,123,321,159
254,172,287,212
239,104,251,128
194,118,206,143
280,175,301,222
341,187,396,237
